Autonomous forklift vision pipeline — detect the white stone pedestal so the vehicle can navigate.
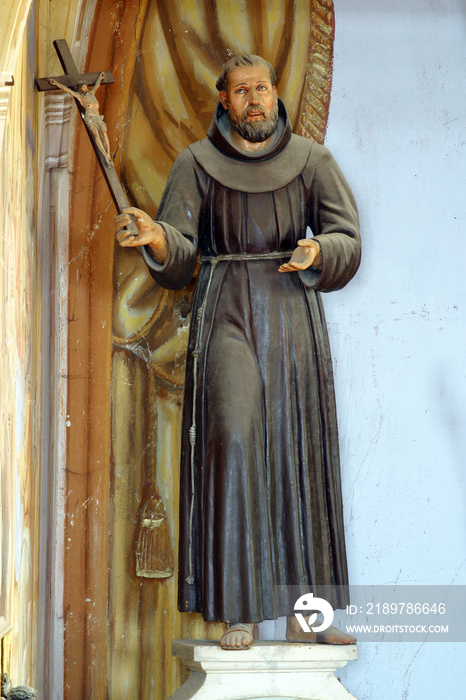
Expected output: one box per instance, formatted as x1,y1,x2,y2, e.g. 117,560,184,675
168,640,359,700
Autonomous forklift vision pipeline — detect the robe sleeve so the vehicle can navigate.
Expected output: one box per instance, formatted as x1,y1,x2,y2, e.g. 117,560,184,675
141,148,201,290
299,143,361,293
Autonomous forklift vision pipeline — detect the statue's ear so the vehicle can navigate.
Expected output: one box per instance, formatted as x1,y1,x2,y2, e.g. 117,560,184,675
219,91,228,109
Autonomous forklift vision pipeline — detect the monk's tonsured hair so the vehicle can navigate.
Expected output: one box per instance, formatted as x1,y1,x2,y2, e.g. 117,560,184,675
215,55,277,92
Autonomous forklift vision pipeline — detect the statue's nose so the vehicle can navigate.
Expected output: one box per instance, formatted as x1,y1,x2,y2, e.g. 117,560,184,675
249,87,260,103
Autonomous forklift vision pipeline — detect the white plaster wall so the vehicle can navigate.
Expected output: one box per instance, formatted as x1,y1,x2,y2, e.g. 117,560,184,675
325,1,466,697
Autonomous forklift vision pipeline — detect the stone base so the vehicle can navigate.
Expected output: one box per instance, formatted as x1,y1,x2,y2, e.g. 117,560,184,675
168,640,358,700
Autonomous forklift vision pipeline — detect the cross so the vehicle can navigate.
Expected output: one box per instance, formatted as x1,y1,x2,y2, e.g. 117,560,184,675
36,39,138,236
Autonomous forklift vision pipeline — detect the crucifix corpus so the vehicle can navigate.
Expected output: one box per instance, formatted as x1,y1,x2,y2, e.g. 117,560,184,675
36,39,138,236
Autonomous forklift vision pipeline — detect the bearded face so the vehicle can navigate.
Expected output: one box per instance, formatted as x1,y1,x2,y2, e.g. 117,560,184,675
226,100,279,143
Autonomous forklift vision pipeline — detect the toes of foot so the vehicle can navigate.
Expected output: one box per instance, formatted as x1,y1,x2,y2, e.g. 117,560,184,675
221,624,253,649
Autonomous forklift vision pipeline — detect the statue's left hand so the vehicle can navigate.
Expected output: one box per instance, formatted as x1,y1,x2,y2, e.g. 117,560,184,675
278,239,321,273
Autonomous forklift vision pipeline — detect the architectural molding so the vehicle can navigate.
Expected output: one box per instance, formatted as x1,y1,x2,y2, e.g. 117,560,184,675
35,1,99,696
0,84,13,154
43,93,74,170
35,91,72,700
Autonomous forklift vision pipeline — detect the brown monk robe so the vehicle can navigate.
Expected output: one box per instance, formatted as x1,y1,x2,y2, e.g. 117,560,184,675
116,56,360,649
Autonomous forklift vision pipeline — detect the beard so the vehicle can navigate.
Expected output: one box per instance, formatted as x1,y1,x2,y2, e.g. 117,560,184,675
226,100,279,143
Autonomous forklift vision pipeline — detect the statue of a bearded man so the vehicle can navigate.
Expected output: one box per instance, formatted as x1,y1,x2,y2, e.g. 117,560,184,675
116,54,360,650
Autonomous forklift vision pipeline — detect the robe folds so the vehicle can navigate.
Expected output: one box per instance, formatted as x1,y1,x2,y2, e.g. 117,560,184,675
142,101,361,623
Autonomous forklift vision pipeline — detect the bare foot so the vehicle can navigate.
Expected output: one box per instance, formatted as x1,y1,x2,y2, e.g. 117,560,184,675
220,623,254,650
286,616,356,645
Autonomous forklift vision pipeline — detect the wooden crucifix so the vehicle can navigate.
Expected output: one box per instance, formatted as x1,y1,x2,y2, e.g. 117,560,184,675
36,39,138,236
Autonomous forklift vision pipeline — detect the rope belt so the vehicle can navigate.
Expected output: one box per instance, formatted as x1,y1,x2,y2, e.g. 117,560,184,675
185,248,294,585
200,250,294,265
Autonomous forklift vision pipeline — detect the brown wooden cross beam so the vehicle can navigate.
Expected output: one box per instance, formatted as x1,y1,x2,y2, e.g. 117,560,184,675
36,39,138,236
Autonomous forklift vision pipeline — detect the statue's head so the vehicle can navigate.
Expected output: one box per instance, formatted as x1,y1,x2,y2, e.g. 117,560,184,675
77,80,89,94
216,55,277,92
216,54,279,144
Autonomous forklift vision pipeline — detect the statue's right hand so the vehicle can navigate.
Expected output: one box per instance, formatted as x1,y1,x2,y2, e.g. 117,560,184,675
115,207,168,263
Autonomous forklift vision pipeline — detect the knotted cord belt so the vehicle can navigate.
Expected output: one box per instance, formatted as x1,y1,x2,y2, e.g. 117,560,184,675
199,250,294,265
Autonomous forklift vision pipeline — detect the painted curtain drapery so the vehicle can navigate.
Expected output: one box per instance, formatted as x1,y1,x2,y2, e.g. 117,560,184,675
107,0,336,696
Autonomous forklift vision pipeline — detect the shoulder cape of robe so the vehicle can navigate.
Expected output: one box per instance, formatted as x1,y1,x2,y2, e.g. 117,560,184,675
142,101,361,622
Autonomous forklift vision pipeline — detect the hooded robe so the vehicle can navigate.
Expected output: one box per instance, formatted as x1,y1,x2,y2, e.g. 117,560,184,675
141,100,360,623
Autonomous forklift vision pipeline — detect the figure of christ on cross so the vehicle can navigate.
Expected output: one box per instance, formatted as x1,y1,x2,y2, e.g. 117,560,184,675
36,40,140,237
49,72,114,167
